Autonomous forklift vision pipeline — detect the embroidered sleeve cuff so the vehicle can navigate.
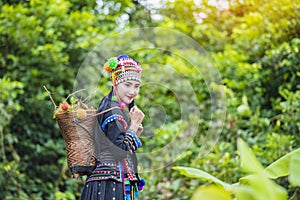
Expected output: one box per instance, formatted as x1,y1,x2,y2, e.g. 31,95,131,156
125,130,142,151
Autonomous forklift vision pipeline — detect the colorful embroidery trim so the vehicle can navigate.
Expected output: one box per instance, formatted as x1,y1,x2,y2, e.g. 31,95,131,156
101,114,128,131
126,130,142,149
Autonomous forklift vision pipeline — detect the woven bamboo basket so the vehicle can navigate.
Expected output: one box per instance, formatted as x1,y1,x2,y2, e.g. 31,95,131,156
56,109,97,178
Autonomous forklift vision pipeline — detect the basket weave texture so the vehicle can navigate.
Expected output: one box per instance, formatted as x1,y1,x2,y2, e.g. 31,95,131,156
56,109,97,177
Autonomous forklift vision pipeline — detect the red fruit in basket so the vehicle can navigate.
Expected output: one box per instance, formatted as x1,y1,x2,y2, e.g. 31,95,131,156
61,102,69,110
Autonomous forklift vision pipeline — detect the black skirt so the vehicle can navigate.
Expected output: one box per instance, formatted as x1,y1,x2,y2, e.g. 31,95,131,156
80,179,124,200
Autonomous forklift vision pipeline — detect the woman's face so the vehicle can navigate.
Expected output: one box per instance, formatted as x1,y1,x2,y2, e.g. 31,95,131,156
115,80,141,104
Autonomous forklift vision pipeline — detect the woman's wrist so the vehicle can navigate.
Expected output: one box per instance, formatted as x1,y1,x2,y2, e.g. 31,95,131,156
129,123,139,132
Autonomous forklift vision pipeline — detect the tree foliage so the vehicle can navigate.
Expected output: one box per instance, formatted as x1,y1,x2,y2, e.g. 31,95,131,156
1,0,300,199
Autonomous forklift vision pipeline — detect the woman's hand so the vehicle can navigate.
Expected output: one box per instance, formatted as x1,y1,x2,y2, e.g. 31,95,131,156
136,124,143,137
129,106,144,124
129,106,144,133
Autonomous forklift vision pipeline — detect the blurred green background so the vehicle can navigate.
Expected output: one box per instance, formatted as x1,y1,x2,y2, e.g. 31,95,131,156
1,0,300,199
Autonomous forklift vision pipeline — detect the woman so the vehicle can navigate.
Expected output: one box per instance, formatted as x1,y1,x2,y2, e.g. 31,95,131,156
80,54,145,200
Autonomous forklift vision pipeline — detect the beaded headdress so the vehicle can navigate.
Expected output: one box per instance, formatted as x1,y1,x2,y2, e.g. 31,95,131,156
104,54,142,85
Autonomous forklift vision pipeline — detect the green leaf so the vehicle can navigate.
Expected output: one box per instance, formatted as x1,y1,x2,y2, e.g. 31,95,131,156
192,185,233,200
289,155,300,187
237,139,287,200
233,184,255,200
173,166,231,189
265,148,300,179
237,138,264,174
240,174,287,200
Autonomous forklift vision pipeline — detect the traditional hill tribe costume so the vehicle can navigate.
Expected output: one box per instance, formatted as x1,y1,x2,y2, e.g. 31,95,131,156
80,55,145,200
